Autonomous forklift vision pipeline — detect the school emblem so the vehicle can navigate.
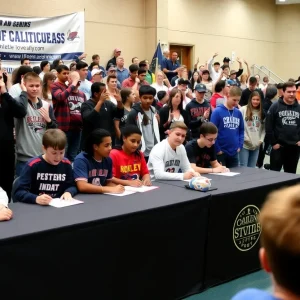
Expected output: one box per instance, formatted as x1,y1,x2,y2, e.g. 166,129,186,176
233,205,261,251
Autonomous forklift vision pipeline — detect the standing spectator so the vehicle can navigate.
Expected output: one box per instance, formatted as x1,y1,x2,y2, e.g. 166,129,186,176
52,66,86,162
126,85,159,162
116,57,129,84
239,91,265,168
266,82,300,174
208,52,222,83
159,88,190,140
87,54,106,80
90,69,104,83
239,77,264,106
189,71,201,91
103,65,121,89
77,61,92,100
186,84,210,139
81,82,124,149
106,75,121,105
211,86,244,168
42,72,56,105
201,70,214,100
8,66,33,98
139,60,155,85
155,91,169,111
122,64,139,88
39,61,50,80
151,70,169,96
210,80,228,110
15,72,57,176
114,88,135,145
21,58,31,66
132,57,139,65
257,85,278,168
0,72,27,199
106,48,121,70
162,51,180,82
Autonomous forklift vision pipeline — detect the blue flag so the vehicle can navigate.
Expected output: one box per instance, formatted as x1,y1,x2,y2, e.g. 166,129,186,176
150,42,163,74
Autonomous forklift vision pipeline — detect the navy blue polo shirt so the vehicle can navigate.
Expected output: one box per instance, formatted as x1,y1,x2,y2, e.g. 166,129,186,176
162,59,180,81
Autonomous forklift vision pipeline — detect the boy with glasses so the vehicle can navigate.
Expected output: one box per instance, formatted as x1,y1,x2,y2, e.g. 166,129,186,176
186,122,229,174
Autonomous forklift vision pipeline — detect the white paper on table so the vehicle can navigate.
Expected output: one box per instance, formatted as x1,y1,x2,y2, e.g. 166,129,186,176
49,198,84,208
125,186,159,193
104,190,136,197
208,172,240,177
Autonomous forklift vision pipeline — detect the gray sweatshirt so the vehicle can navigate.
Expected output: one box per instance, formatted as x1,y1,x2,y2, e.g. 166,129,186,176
15,92,57,162
240,106,265,150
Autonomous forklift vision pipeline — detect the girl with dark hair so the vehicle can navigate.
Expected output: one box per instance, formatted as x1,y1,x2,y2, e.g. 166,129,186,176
110,125,151,186
9,65,33,98
158,88,190,140
114,88,135,143
201,70,213,100
42,72,56,105
73,129,125,194
189,71,201,91
239,91,265,168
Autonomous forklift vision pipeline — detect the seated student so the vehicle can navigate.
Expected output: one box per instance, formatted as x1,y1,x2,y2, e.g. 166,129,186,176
0,187,13,221
147,121,200,181
73,129,125,194
110,125,151,186
14,129,77,205
232,185,300,300
185,122,229,174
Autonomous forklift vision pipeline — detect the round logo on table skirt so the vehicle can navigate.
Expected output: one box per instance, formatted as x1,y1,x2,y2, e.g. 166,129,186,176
233,205,261,252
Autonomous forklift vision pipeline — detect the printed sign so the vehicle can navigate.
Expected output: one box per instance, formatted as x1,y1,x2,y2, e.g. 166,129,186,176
0,12,84,72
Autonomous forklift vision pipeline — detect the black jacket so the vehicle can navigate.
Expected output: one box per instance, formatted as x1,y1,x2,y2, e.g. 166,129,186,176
81,99,124,149
240,88,264,107
266,98,300,146
158,105,190,141
0,92,27,142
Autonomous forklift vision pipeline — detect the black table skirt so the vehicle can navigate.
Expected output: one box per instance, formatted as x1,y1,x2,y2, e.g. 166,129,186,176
0,183,210,300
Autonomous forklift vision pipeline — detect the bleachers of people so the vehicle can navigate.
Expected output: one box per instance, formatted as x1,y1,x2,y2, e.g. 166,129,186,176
1,50,300,218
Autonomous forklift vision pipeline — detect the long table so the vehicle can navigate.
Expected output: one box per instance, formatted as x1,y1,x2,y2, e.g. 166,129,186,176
158,167,300,293
1,168,299,299
0,182,210,300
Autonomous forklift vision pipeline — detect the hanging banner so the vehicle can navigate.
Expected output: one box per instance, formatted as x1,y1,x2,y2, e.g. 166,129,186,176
0,12,84,72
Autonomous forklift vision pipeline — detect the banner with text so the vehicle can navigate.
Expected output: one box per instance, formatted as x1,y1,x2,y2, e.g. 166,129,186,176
0,12,84,72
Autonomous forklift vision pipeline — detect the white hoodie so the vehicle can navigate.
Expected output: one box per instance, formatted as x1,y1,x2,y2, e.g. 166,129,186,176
0,187,8,207
147,138,194,180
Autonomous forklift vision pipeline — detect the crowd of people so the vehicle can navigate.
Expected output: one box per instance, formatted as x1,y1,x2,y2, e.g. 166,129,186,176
1,48,300,299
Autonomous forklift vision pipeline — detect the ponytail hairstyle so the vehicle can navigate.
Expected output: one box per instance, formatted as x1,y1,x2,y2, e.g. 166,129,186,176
116,125,142,158
121,88,133,107
139,85,156,126
85,129,111,156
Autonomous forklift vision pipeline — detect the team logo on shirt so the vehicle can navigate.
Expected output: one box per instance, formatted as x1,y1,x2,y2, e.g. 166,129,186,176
26,116,46,134
233,205,261,251
223,116,240,129
279,110,299,126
